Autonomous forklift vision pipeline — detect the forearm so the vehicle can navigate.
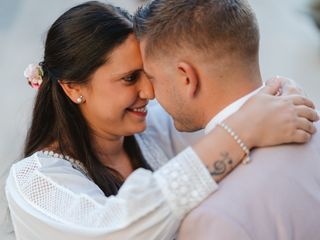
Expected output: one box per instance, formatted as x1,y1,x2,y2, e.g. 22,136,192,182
193,118,248,183
192,79,319,183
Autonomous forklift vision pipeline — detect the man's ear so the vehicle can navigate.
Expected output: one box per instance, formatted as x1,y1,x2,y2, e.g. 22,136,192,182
177,62,200,98
58,80,83,104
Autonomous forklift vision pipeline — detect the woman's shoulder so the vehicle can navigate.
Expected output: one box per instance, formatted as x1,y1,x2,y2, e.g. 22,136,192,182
9,152,82,180
12,151,68,170
8,152,50,187
13,151,89,174
7,151,104,199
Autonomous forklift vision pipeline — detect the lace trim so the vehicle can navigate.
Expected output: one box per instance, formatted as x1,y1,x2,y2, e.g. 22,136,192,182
39,150,90,179
154,147,217,219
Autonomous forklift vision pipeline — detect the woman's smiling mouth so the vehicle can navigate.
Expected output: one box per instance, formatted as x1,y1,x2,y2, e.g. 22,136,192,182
127,105,148,117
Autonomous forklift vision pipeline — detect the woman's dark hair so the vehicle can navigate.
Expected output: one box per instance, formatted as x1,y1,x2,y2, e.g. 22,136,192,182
24,1,151,196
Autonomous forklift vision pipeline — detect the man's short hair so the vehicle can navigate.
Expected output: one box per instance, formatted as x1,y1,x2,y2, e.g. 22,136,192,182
134,0,260,60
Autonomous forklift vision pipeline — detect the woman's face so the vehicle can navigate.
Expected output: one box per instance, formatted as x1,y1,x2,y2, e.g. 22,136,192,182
79,34,155,138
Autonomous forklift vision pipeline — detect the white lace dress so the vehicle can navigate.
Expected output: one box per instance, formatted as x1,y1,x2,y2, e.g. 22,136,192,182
5,103,217,240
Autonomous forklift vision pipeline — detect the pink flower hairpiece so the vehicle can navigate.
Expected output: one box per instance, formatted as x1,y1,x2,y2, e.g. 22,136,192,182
24,64,44,89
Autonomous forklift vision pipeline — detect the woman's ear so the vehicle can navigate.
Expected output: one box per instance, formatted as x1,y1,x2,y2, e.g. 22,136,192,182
177,62,200,98
58,80,84,104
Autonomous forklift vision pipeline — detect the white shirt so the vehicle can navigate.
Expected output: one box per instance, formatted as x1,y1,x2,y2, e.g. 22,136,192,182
5,103,216,240
205,85,263,134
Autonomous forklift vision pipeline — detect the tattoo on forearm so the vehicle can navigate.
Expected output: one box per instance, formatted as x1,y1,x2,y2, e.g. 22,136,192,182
207,152,234,176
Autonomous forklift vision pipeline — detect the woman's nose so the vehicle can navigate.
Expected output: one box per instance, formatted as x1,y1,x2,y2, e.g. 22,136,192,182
138,73,155,100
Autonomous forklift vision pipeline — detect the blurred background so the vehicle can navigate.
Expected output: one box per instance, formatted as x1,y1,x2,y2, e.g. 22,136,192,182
0,0,319,239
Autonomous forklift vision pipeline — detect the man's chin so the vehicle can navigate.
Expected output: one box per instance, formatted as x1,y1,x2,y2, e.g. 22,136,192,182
173,120,199,133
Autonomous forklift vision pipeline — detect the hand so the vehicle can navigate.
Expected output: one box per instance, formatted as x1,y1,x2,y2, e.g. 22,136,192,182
265,76,305,96
227,82,319,149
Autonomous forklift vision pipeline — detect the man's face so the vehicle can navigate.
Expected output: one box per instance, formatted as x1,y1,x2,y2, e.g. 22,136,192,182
139,39,198,132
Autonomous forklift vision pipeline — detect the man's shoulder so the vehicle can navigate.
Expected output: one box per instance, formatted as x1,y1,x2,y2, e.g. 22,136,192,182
221,126,320,197
251,123,320,171
180,128,320,239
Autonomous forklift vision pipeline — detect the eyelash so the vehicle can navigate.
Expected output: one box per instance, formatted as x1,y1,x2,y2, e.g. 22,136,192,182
122,71,141,84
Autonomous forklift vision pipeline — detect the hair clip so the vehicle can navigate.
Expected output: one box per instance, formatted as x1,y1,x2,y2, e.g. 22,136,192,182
24,64,44,89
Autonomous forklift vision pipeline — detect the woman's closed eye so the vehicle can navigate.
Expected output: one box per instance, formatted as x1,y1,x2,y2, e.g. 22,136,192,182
122,70,141,84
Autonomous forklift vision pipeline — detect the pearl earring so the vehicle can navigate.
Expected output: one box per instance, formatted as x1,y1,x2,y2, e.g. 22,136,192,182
76,96,84,104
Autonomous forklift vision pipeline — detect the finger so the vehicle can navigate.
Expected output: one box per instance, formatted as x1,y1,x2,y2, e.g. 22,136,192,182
286,95,315,109
273,76,304,95
292,129,312,144
265,77,281,87
282,85,304,95
296,106,320,122
259,81,281,96
296,117,317,134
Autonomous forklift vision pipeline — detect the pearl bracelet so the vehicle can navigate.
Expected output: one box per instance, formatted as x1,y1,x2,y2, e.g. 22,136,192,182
217,122,251,164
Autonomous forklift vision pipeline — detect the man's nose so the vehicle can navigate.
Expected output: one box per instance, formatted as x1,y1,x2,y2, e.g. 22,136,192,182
138,74,155,100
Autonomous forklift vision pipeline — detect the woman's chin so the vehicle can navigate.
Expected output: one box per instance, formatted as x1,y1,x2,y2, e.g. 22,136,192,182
135,124,147,133
125,123,147,135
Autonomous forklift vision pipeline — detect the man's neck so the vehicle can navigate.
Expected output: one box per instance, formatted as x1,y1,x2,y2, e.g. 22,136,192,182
187,53,263,130
202,78,262,128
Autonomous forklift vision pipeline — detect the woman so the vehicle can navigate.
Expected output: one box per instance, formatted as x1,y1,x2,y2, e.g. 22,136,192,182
5,2,318,240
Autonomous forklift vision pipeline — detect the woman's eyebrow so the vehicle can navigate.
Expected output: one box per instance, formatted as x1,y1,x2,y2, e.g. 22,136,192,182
110,68,143,77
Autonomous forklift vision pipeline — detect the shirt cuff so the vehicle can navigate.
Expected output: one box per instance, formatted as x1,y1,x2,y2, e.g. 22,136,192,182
154,147,218,219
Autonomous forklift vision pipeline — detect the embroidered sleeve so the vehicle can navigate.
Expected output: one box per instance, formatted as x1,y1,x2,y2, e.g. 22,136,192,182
8,148,216,239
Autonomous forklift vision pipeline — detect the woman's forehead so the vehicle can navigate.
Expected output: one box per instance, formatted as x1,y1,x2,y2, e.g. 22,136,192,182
106,35,143,73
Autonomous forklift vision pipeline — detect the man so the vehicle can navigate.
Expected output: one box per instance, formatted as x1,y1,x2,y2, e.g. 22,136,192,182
133,0,320,239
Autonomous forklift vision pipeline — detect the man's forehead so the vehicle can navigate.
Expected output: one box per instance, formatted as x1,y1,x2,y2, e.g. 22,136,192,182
138,38,147,54
141,57,154,78
143,68,154,79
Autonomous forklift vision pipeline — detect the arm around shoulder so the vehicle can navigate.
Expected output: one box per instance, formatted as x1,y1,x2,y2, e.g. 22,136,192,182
5,150,216,240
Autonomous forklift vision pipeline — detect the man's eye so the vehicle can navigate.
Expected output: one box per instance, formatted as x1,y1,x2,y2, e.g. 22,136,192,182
123,71,140,83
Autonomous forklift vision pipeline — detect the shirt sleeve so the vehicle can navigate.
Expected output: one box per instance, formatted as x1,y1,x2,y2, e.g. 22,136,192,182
6,148,217,240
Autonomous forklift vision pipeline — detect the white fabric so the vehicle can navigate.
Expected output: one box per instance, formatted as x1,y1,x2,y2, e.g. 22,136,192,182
205,85,263,134
5,103,217,240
